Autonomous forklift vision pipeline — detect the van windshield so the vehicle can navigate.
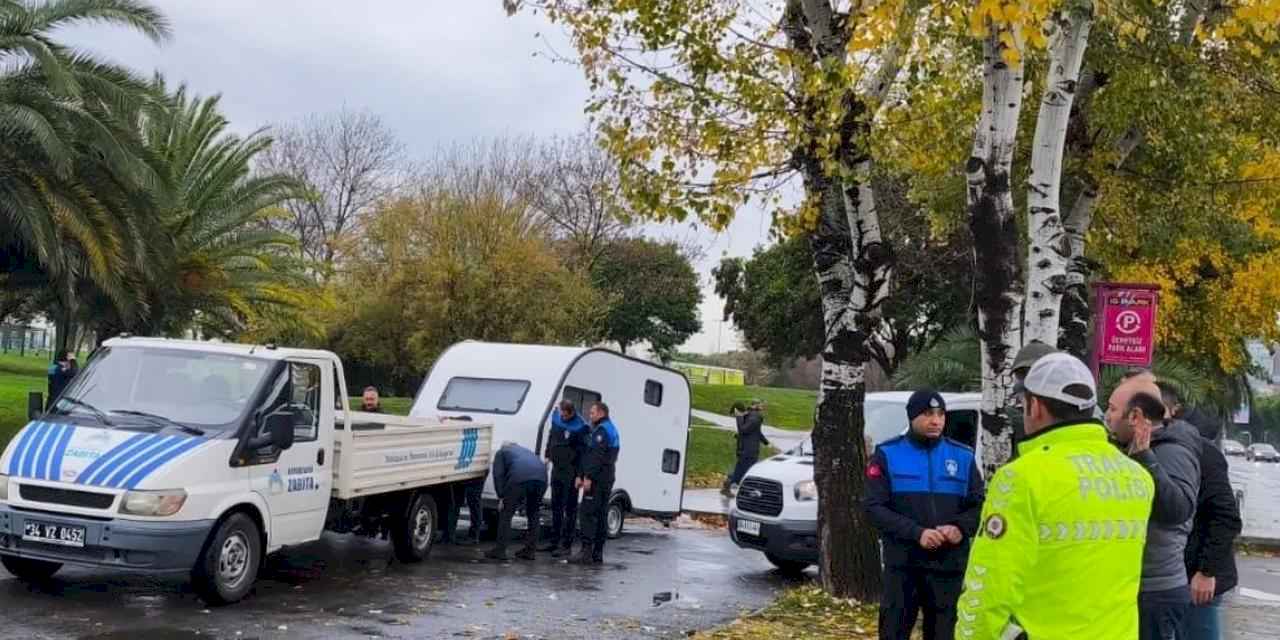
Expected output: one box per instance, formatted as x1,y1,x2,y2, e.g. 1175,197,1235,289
790,400,905,456
52,346,275,432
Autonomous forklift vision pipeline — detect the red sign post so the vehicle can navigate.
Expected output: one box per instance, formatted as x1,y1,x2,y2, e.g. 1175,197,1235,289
1090,283,1161,381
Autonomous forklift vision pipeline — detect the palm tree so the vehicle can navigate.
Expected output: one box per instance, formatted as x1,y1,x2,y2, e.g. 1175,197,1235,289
86,81,314,340
892,326,982,392
0,0,170,310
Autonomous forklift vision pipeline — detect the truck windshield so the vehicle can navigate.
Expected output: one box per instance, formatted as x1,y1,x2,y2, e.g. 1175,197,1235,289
53,346,274,431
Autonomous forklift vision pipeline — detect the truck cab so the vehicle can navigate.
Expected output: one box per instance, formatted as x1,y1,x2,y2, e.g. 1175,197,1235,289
1,337,488,605
728,392,982,573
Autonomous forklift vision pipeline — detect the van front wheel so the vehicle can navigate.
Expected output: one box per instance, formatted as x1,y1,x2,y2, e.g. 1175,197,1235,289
765,552,810,575
192,513,261,606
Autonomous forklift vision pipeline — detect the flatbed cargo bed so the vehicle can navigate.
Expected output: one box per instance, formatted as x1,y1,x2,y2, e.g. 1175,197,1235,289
332,412,491,500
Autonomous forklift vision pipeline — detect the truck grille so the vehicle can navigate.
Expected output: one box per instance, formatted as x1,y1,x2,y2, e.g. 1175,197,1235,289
736,477,784,517
20,484,115,509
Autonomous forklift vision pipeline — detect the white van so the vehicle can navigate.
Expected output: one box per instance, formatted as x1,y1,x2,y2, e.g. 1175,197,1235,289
728,391,983,572
411,342,691,537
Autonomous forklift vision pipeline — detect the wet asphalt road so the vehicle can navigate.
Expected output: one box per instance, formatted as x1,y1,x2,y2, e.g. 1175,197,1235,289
0,520,805,640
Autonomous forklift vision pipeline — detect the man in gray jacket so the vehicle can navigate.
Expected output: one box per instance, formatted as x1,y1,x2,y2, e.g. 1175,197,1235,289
1106,373,1202,640
485,442,549,562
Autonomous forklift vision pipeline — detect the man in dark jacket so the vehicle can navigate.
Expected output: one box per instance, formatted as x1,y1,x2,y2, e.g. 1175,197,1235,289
485,442,548,561
864,390,985,640
541,400,588,556
1106,374,1202,640
572,402,620,565
722,399,770,496
46,352,76,408
1160,386,1243,640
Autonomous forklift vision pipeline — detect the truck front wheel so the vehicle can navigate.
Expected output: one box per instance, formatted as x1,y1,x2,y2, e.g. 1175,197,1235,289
392,493,437,563
192,513,261,606
1,555,62,582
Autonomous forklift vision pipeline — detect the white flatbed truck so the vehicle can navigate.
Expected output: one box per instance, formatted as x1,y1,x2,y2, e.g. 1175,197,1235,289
0,337,491,605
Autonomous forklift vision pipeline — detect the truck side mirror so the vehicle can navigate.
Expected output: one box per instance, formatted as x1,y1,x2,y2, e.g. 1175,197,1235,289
28,392,44,420
250,411,295,451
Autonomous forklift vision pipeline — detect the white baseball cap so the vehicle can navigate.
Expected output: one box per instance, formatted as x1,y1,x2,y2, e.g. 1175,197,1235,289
1015,352,1097,410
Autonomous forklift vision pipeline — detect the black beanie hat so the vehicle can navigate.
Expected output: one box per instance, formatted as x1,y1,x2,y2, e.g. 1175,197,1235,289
906,390,946,422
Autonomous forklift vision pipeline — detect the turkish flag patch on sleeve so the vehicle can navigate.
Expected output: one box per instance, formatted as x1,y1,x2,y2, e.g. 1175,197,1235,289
866,463,883,479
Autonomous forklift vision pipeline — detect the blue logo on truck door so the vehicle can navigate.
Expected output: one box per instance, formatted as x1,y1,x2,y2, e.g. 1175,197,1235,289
454,428,478,470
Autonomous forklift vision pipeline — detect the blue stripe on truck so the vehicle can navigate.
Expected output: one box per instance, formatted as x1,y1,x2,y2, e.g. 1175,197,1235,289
33,423,65,480
47,424,76,481
121,437,206,489
8,422,41,475
76,433,151,485
20,422,52,478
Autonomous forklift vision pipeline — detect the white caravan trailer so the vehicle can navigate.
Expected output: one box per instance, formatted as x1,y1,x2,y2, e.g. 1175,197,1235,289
410,342,691,536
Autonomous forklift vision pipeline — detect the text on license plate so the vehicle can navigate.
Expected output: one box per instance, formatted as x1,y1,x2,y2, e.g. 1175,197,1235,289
22,521,86,547
736,519,761,536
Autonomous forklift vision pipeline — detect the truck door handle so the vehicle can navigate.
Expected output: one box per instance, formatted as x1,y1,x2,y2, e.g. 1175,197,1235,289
317,448,325,466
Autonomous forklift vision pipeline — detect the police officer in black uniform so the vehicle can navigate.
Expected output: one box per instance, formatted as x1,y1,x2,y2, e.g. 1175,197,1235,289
572,402,620,565
864,390,986,640
541,400,588,557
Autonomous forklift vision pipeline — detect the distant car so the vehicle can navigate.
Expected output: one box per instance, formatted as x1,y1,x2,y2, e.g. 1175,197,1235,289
1222,439,1247,457
1246,443,1280,462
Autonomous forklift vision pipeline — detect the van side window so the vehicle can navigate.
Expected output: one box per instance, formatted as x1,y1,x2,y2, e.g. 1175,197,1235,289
944,410,979,449
289,363,321,442
257,362,321,444
333,364,344,411
644,380,663,407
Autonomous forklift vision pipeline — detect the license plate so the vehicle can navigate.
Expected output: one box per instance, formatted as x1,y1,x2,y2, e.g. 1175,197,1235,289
22,520,86,548
736,519,761,536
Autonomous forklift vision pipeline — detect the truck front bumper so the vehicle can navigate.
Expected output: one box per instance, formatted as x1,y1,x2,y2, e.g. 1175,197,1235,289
0,504,214,574
728,511,819,564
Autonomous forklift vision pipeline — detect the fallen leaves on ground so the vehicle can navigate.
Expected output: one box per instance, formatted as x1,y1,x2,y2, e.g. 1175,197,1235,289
692,587,879,639
686,470,729,489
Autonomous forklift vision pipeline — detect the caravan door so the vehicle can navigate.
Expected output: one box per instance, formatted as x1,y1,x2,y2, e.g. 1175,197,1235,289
559,351,688,519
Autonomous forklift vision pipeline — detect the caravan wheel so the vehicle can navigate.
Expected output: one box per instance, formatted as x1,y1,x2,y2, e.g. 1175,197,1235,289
606,497,625,539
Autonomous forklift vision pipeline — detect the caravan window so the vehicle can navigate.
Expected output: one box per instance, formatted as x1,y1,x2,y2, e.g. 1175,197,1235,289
439,377,531,414
561,386,602,414
644,380,663,406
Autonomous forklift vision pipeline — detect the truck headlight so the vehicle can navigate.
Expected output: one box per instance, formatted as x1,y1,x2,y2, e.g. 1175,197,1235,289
794,480,818,502
120,490,187,516
0,474,9,501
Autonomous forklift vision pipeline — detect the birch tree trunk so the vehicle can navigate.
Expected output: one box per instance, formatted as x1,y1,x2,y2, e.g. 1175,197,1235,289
968,33,1026,474
1059,126,1142,357
1024,5,1093,347
784,0,899,599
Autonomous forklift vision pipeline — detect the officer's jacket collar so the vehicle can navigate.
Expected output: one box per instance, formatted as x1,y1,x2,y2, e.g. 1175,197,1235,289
1016,419,1108,456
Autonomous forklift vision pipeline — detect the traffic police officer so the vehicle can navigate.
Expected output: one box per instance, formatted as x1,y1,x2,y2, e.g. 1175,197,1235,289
865,390,985,640
542,400,588,556
572,401,620,565
957,353,1155,639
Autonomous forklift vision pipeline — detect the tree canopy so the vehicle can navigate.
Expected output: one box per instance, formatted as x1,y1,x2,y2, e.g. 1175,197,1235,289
592,237,702,358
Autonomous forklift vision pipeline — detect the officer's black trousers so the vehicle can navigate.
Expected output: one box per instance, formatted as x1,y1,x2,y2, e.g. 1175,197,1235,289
445,477,485,542
547,473,579,548
577,474,615,560
878,566,963,640
494,479,546,555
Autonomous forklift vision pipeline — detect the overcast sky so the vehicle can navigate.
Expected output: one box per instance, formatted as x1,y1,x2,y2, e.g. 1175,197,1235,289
60,1,783,354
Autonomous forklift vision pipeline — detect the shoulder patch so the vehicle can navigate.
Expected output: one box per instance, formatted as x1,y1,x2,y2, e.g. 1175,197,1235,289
984,513,1007,539
866,463,883,479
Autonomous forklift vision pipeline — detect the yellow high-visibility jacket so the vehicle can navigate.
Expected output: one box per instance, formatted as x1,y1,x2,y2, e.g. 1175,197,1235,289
957,421,1155,640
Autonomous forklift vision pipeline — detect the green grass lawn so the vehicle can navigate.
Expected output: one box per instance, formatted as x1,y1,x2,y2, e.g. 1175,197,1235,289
0,353,50,448
691,383,816,431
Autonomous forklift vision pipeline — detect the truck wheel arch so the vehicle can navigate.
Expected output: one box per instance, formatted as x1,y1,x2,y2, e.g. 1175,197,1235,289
209,495,271,555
